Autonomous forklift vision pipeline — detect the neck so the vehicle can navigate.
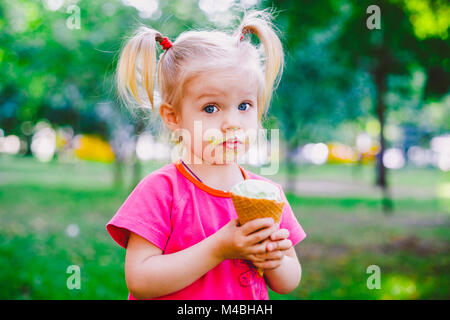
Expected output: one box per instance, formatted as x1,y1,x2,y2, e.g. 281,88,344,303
180,153,244,191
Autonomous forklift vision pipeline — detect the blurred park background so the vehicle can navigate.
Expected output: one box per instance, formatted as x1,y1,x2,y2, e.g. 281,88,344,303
0,0,449,299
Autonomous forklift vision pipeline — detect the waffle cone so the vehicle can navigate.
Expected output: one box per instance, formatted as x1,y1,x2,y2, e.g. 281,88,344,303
230,193,285,277
231,193,285,225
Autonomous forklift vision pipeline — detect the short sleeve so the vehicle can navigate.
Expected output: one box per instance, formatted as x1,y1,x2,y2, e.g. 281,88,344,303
106,172,173,250
277,185,306,247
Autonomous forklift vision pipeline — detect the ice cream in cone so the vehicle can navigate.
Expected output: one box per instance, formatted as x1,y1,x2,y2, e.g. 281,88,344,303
230,179,285,277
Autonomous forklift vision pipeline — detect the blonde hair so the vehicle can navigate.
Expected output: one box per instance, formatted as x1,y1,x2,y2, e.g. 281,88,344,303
116,9,284,122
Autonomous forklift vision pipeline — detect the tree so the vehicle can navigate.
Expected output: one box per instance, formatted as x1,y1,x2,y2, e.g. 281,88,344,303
331,0,449,213
268,0,366,192
0,0,213,189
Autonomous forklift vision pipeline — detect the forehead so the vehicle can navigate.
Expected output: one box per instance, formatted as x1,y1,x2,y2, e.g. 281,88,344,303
185,66,261,99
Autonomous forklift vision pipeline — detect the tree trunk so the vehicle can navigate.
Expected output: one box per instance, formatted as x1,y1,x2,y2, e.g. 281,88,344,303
373,68,393,214
24,134,33,157
285,143,297,194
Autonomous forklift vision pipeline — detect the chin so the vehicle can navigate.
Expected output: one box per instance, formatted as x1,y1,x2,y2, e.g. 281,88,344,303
201,146,249,165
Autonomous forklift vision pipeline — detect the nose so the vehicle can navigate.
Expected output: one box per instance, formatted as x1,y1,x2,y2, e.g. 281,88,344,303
221,108,242,133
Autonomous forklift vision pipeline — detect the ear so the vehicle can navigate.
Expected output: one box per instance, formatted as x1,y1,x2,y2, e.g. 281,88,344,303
159,102,180,131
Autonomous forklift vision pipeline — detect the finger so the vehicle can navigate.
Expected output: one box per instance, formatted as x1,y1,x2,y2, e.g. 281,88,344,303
249,239,270,255
258,238,271,246
248,253,266,263
250,253,265,263
253,259,282,270
270,228,289,241
263,249,284,260
267,240,278,252
268,239,292,251
246,223,279,245
278,239,293,250
240,218,274,236
253,248,289,264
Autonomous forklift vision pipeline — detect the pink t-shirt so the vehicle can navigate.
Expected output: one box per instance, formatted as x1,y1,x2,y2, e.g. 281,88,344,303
106,160,306,300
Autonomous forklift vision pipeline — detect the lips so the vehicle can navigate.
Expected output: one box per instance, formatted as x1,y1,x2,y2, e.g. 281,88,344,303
208,135,244,146
223,138,243,149
225,138,240,144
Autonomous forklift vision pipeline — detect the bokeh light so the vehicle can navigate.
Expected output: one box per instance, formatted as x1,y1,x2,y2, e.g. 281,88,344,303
430,135,450,171
382,275,419,299
301,143,329,165
66,224,80,238
356,132,372,153
31,126,56,162
43,0,64,11
122,0,159,19
136,132,171,161
0,135,21,155
383,148,405,169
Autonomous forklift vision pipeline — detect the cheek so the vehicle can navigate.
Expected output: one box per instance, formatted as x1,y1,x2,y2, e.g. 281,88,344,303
181,123,213,158
178,116,205,145
244,108,259,127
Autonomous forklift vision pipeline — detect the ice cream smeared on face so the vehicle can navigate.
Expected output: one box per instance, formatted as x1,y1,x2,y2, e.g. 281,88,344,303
207,132,247,146
230,179,282,202
208,136,223,146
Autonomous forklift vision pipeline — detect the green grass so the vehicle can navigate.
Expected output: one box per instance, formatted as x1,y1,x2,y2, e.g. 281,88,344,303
0,155,448,299
0,184,129,299
280,192,450,299
256,161,447,187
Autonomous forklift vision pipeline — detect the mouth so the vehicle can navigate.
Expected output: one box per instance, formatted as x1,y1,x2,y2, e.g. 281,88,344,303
222,138,243,150
208,133,247,146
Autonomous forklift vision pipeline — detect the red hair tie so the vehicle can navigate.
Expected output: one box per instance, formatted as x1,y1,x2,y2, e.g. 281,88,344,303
159,37,172,50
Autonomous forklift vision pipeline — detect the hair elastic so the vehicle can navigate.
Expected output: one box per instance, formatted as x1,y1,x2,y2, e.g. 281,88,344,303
159,36,173,50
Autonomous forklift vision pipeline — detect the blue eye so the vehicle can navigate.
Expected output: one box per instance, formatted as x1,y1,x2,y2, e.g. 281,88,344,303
238,102,251,111
204,105,218,114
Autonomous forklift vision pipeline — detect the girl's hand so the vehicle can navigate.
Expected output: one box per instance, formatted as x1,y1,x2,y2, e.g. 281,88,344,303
215,218,279,262
251,228,292,271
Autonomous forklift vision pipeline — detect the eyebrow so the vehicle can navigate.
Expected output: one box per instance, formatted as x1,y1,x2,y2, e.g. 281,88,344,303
196,92,221,100
196,91,256,101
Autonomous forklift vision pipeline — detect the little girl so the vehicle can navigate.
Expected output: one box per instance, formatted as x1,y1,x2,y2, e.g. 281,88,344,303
106,9,306,300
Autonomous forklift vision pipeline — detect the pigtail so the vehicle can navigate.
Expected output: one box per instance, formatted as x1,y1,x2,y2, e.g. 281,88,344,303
116,26,163,111
237,9,285,118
